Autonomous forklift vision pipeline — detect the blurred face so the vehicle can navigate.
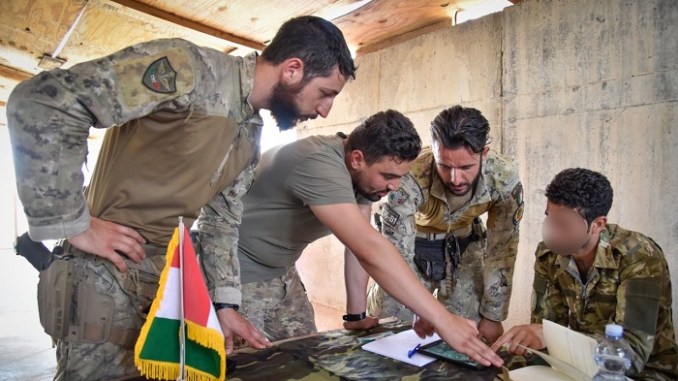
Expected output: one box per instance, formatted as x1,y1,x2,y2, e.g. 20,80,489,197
269,62,347,130
432,141,489,197
349,152,412,202
542,201,605,256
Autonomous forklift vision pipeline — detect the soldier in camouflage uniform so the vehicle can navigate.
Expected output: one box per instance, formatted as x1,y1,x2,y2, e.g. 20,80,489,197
8,16,356,381
492,168,678,380
365,106,523,343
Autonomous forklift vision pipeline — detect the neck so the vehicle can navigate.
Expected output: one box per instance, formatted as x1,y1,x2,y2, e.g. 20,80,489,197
571,234,600,275
343,139,356,176
248,56,278,111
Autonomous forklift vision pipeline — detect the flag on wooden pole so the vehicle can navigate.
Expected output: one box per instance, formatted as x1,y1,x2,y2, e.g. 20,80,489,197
134,221,225,381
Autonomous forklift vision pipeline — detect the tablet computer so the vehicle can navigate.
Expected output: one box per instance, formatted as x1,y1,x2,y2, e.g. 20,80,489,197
417,340,488,370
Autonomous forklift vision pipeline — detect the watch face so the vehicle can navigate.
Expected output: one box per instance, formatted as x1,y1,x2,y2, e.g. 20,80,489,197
343,313,365,321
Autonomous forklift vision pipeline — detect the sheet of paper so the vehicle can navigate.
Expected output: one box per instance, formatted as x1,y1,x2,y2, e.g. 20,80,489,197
542,319,598,377
509,365,576,381
361,329,440,367
509,321,634,381
518,346,590,381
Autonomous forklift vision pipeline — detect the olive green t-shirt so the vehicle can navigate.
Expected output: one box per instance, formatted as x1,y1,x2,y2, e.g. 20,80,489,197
238,134,370,283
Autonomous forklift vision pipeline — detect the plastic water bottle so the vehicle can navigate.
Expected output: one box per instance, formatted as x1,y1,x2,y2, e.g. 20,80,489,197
593,324,632,380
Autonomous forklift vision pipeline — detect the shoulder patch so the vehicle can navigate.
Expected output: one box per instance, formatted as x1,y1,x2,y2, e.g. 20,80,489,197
512,183,525,226
388,188,409,205
142,57,177,93
114,47,195,109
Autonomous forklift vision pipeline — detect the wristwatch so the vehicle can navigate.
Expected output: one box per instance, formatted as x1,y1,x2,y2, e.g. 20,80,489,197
342,311,366,322
213,302,239,311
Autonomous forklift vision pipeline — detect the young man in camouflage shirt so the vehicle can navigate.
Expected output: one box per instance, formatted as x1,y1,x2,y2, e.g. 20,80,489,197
492,168,678,380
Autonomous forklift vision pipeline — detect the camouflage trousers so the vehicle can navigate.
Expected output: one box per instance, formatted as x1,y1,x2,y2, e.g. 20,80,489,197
367,238,486,322
240,266,317,343
38,243,166,381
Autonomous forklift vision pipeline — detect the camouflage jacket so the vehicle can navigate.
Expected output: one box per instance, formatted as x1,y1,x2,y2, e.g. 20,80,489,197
380,147,523,321
7,38,262,306
532,224,678,379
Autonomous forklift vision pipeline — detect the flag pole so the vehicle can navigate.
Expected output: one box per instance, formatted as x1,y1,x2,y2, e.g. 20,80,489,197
177,216,186,381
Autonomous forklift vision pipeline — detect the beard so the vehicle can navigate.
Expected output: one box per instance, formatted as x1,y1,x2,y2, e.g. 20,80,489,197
268,82,315,131
361,190,387,202
354,180,389,202
445,173,480,197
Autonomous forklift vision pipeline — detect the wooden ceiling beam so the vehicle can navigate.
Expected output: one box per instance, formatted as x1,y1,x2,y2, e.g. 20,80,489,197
110,0,266,51
0,64,34,83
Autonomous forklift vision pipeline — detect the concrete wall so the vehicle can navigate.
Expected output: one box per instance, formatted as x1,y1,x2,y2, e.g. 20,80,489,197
296,0,678,329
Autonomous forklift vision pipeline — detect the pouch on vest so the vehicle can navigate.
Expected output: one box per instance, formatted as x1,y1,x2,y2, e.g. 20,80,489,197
413,237,447,281
37,258,74,339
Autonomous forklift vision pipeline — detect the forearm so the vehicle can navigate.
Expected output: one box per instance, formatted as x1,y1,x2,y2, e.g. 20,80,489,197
623,329,654,375
345,247,370,314
480,244,517,321
351,230,448,327
198,218,243,305
481,189,522,321
198,164,256,305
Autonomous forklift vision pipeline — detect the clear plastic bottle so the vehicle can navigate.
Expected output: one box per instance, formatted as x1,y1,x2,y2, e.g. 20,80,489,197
593,324,632,381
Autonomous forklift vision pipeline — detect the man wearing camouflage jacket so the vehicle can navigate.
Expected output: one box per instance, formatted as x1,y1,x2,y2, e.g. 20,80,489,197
8,16,355,381
492,168,678,380
365,106,524,343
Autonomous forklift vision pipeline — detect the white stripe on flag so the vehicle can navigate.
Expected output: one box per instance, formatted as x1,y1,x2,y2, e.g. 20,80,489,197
154,267,181,320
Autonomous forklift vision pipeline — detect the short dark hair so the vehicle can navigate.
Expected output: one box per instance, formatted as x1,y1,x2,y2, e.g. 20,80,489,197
346,110,422,164
545,168,614,224
262,16,356,82
430,106,490,153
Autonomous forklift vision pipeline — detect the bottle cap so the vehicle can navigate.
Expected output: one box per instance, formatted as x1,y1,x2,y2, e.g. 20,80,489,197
605,323,624,337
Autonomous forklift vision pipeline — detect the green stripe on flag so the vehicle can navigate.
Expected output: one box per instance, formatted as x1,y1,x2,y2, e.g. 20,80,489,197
139,317,222,377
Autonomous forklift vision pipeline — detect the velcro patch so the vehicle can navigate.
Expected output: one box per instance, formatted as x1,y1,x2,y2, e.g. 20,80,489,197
114,47,195,109
381,205,401,230
513,205,524,226
388,188,409,205
511,183,525,227
624,278,661,335
142,57,177,93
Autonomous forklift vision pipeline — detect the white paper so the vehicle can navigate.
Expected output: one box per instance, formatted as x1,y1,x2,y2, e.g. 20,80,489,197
361,329,440,367
542,319,598,377
508,320,599,381
509,365,576,381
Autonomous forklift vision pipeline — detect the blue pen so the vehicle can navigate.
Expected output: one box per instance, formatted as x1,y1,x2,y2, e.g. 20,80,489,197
407,343,422,358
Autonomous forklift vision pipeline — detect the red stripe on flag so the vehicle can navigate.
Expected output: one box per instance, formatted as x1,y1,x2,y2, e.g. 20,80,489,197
170,227,212,326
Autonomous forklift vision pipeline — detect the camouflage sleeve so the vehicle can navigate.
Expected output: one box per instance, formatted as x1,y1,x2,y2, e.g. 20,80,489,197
530,248,569,325
480,182,524,321
7,38,199,241
197,160,257,306
379,173,423,273
613,244,668,375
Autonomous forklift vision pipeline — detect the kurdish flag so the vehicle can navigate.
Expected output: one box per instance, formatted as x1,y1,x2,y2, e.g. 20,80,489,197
134,223,226,381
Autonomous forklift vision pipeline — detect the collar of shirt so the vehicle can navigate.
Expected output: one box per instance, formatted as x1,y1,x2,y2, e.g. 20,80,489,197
551,225,619,283
237,52,263,126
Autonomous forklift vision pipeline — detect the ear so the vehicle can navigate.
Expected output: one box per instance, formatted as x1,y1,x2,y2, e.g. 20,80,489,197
481,145,490,160
280,58,305,86
591,216,608,234
348,150,365,170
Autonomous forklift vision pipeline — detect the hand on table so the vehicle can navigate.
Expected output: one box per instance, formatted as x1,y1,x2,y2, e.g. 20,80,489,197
490,324,545,356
